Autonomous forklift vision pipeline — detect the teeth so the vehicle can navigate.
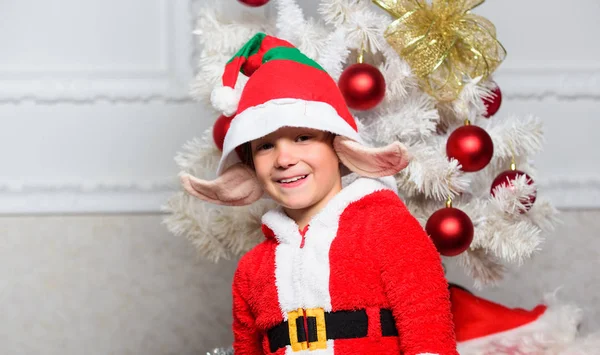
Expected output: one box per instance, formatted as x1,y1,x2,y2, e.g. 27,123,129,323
280,175,307,183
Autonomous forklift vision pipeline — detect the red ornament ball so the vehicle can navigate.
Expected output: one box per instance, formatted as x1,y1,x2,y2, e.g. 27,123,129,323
426,207,474,257
338,63,386,110
447,125,494,172
213,115,234,151
237,0,270,6
483,85,502,118
491,170,537,212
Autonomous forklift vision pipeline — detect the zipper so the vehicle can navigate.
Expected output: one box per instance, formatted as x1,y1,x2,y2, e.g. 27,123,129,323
302,309,309,345
299,225,310,344
299,224,309,248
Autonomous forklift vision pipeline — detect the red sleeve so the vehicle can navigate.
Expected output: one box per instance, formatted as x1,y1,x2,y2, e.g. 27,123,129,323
232,262,262,355
374,192,458,355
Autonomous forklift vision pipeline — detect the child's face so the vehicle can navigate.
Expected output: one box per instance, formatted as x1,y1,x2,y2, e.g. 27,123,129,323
250,126,342,215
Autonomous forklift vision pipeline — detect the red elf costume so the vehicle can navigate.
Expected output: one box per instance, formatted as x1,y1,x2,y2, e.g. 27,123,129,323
181,33,459,355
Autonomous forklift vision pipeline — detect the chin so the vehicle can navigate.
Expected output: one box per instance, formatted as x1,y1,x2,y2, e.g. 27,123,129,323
271,195,311,210
277,196,313,210
268,192,313,210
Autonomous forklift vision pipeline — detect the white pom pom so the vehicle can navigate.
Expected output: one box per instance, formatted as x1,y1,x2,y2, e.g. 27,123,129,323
211,86,241,117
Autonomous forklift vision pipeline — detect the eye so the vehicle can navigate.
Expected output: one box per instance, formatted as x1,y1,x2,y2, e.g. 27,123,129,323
256,142,273,152
296,135,312,142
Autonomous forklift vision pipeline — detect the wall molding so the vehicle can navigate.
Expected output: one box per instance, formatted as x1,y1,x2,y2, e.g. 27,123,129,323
0,178,177,214
1,176,599,214
537,176,600,209
0,0,197,103
0,179,176,193
498,66,600,100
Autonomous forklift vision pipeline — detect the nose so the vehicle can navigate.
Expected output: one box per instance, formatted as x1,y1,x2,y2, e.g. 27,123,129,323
275,142,298,169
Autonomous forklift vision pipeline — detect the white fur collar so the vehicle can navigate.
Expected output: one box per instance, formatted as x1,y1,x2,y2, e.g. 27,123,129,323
261,177,394,245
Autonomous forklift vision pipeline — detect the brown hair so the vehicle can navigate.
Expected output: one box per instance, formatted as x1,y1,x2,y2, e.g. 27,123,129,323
240,142,255,170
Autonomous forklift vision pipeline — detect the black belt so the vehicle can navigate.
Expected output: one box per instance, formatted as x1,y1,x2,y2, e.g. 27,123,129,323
267,308,398,352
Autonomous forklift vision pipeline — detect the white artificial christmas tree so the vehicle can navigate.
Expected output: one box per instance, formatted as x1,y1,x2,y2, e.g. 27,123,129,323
163,0,598,353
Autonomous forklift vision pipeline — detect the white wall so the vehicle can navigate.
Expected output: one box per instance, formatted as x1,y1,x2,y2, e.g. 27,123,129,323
0,0,599,213
0,0,268,214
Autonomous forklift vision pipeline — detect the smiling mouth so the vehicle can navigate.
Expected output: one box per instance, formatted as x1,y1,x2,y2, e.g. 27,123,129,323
277,175,308,184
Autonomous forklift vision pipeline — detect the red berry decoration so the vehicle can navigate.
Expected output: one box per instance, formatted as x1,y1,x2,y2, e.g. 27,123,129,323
338,63,386,110
426,206,474,257
483,85,502,118
491,169,537,213
447,124,494,172
213,115,234,151
237,0,270,6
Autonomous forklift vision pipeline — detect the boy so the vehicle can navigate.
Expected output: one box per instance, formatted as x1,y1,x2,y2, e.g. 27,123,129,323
181,33,458,355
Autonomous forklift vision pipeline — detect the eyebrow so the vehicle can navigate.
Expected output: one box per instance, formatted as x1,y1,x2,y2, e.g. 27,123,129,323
253,137,269,145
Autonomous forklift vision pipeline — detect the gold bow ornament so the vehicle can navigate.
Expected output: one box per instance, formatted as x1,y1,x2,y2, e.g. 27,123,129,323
373,0,506,101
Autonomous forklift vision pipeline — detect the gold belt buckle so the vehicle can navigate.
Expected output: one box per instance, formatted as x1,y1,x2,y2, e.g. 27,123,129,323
287,308,307,351
306,307,327,350
286,307,328,352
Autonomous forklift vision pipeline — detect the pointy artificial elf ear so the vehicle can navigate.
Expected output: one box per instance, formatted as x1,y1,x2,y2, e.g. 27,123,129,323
179,163,264,206
180,137,412,207
333,136,412,178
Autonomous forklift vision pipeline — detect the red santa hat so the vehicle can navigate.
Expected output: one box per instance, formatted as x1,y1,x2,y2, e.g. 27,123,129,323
181,33,410,206
450,285,591,354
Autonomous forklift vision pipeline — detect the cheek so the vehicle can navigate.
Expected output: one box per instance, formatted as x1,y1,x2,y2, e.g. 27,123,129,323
252,157,272,184
306,145,340,173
